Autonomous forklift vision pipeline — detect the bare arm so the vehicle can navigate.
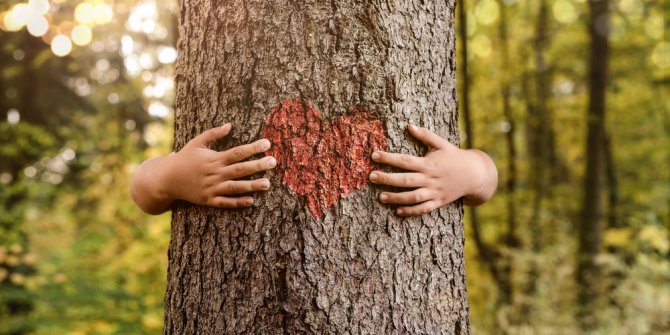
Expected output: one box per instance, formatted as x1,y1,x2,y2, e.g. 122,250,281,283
369,124,498,217
130,123,276,215
460,148,498,207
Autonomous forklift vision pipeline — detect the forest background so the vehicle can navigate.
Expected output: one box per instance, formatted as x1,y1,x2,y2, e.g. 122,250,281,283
0,0,667,334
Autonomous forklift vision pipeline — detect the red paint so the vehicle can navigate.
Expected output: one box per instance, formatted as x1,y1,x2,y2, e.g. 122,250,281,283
262,99,387,220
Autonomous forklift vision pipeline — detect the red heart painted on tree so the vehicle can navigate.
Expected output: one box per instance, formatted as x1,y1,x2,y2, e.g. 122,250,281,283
262,99,388,220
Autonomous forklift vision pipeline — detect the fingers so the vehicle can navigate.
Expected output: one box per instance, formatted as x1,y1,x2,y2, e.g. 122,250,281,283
371,151,424,171
220,139,272,164
206,177,272,209
215,178,271,195
193,123,232,148
407,124,447,149
369,171,427,188
209,196,254,208
396,200,441,217
223,156,277,179
379,188,432,205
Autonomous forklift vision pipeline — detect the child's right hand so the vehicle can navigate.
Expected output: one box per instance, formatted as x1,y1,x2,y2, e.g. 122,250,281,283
130,123,276,214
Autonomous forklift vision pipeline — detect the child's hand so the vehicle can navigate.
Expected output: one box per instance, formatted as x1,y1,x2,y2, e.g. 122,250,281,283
130,123,276,214
369,124,497,217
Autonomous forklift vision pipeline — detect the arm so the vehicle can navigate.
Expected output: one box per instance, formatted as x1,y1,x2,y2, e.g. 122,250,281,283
460,148,498,207
369,124,498,217
130,123,276,215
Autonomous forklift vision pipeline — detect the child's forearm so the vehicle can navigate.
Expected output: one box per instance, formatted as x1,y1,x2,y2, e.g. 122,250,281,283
130,155,176,215
461,149,498,207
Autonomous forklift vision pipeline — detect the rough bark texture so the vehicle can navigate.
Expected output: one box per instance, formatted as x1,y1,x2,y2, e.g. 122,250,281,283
165,1,469,333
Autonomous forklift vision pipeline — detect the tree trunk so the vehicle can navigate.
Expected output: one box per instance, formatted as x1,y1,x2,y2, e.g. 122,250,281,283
577,0,610,328
164,1,470,333
496,0,517,307
458,0,512,319
604,133,618,229
523,0,553,312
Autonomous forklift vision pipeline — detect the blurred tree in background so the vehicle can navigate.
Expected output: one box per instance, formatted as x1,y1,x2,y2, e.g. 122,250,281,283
1,0,174,333
0,0,667,334
458,0,668,333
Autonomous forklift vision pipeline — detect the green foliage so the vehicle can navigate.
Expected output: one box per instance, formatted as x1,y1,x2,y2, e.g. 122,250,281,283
26,115,172,334
1,0,172,332
0,122,58,334
461,0,669,333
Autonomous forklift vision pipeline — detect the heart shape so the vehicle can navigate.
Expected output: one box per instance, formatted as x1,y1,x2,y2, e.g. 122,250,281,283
262,99,388,220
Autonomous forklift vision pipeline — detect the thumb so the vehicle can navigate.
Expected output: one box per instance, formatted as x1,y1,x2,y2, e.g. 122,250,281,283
191,123,232,148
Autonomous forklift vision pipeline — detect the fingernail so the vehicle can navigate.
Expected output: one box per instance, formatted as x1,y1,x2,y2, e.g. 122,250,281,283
379,193,388,202
260,179,270,189
244,197,254,206
396,208,404,215
408,124,417,131
369,172,378,181
222,123,231,130
371,152,381,161
261,139,271,150
267,157,277,168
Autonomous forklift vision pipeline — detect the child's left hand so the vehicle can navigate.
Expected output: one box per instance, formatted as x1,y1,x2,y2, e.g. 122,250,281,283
369,124,498,217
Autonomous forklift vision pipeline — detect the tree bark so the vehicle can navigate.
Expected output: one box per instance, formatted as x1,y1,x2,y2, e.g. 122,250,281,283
165,1,470,333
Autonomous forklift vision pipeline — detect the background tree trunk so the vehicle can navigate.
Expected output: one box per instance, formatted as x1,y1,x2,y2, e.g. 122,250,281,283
577,0,610,328
164,0,470,333
523,0,554,312
458,0,511,320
